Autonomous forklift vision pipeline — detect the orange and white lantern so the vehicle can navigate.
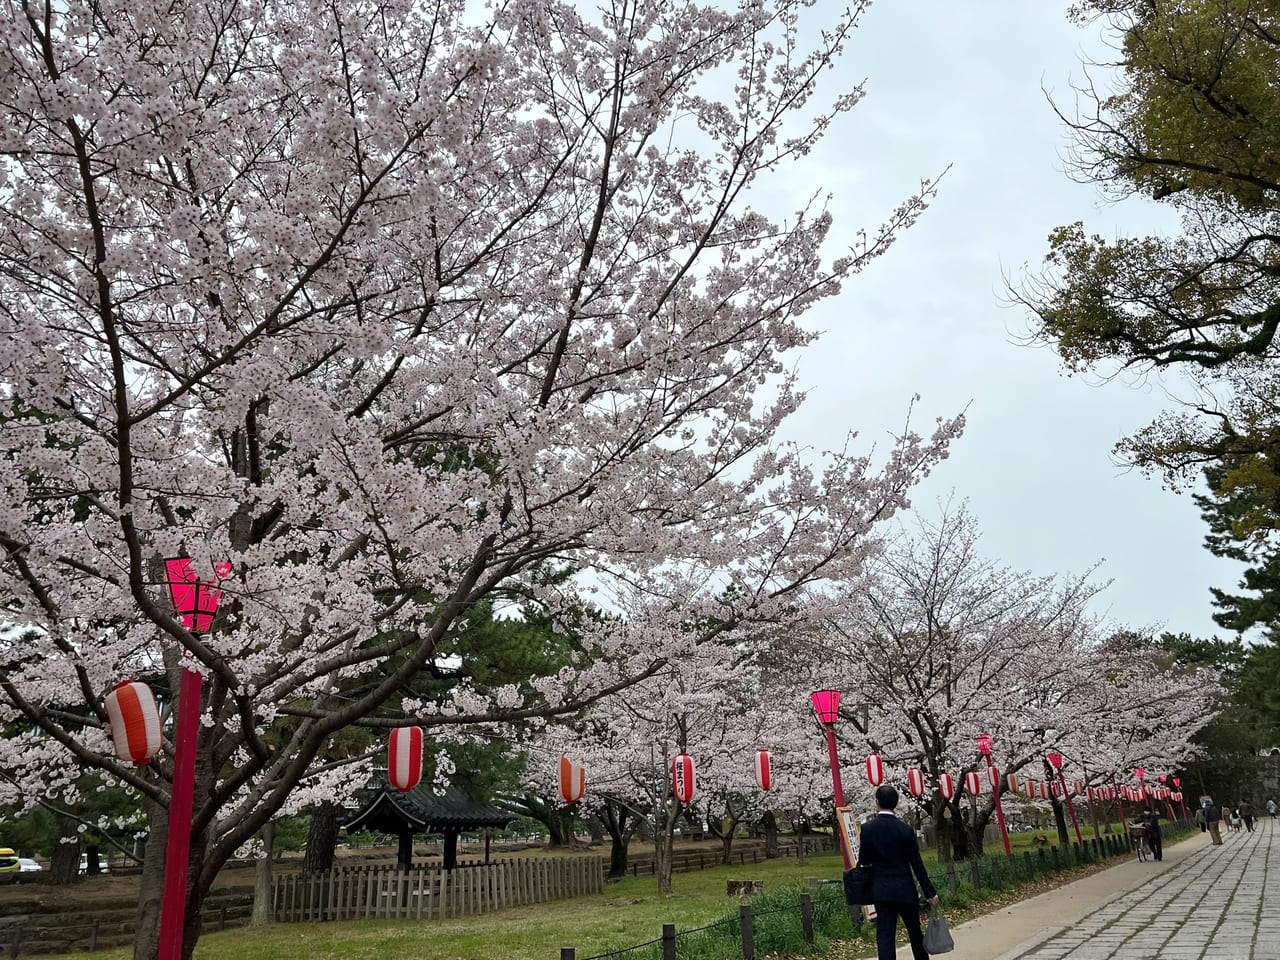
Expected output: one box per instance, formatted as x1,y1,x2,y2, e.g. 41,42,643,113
671,754,695,804
907,767,926,798
104,680,162,765
1006,772,1020,794
964,771,981,796
559,755,586,804
753,749,772,791
388,726,423,792
865,754,884,786
938,772,955,800
987,764,1001,791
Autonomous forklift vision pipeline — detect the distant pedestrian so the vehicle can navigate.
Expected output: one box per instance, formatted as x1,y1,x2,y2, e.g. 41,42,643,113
1194,807,1206,832
1239,800,1254,832
1268,798,1277,818
857,784,940,960
1230,808,1242,832
1141,811,1163,861
1205,801,1223,845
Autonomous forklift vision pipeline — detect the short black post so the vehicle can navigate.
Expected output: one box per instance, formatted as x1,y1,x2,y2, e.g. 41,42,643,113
740,904,755,960
991,856,1001,887
970,858,981,887
8,927,20,960
946,862,958,892
1051,846,1061,871
662,923,676,960
1037,847,1047,874
220,904,228,930
561,949,575,960
89,920,99,951
800,893,814,944
1073,842,1082,864
1023,851,1034,877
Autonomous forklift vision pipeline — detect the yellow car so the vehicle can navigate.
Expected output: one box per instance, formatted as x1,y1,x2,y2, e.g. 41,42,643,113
0,848,20,882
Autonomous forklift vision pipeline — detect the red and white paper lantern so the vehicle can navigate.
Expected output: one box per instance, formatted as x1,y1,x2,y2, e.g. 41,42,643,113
987,764,1001,791
388,726,423,792
964,771,981,796
938,772,955,800
1073,780,1086,796
104,680,162,765
754,749,772,792
865,754,884,787
1006,773,1020,794
671,754,696,804
559,755,586,804
1050,780,1064,799
907,767,926,798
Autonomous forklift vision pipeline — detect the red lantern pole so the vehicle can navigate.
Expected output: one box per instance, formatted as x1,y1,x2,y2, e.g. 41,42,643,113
1047,752,1083,845
158,665,202,960
976,733,1011,857
810,691,850,870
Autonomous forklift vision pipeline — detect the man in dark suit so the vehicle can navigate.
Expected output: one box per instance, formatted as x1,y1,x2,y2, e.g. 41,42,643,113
856,784,940,960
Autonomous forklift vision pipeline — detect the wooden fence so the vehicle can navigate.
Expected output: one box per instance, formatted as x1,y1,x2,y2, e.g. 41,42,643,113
272,857,604,922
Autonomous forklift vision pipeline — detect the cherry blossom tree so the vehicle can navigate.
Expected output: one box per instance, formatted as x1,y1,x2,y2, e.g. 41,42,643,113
526,643,832,893
0,0,958,956
783,503,1218,859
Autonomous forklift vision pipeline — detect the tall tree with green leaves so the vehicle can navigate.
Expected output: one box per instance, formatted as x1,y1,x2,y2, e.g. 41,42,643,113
1022,0,1280,503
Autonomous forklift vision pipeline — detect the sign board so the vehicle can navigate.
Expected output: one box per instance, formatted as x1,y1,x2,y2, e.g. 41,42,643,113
834,807,877,921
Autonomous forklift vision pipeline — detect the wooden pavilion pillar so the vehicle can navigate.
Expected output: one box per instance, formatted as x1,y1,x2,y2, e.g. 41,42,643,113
397,828,414,872
443,830,459,870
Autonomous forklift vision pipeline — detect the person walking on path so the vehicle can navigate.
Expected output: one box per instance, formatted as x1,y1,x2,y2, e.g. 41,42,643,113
1141,810,1163,861
1239,799,1254,832
1205,801,1223,845
857,784,940,960
1268,798,1277,818
1193,806,1206,832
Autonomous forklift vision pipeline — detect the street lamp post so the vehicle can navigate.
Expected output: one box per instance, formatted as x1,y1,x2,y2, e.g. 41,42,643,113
810,690,851,870
1046,750,1084,845
159,558,232,960
975,733,1012,857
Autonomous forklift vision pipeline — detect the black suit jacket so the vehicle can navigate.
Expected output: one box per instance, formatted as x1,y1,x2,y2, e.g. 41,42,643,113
857,813,937,904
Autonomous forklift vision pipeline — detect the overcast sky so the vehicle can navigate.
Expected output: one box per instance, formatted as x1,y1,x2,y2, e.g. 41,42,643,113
766,1,1244,641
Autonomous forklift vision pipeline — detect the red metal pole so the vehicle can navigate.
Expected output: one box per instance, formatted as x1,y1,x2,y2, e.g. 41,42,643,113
822,723,851,870
983,755,1012,857
158,667,202,960
1058,770,1084,845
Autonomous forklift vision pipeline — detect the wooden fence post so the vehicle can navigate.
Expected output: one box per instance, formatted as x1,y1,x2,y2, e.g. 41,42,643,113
740,904,755,960
945,862,958,893
800,893,814,944
969,858,980,887
1022,851,1034,877
561,948,575,960
662,923,676,960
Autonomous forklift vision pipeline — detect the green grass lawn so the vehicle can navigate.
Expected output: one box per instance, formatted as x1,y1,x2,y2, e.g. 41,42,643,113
51,852,851,960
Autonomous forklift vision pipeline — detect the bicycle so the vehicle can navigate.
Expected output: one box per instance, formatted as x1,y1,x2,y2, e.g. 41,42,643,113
1129,825,1150,862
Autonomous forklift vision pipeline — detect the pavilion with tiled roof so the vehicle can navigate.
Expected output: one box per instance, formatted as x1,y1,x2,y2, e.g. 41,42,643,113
341,771,514,870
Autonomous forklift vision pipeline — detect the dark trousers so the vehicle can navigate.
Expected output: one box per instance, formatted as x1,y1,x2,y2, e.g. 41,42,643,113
874,900,928,960
1244,816,1254,831
1149,834,1162,860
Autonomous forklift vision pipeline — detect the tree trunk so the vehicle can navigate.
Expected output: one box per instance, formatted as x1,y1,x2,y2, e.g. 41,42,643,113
762,811,779,858
49,813,80,885
302,802,338,874
1051,798,1070,847
933,798,954,863
586,816,605,844
601,801,633,879
251,822,275,926
654,799,677,895
132,800,169,960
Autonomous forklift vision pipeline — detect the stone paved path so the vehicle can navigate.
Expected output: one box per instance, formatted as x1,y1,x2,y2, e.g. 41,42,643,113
998,818,1278,960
